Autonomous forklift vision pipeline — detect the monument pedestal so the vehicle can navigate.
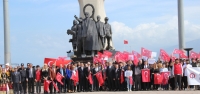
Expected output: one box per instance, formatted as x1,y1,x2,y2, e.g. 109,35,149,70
70,50,118,63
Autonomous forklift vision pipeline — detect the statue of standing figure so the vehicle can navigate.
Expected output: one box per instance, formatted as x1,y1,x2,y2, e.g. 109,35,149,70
96,15,105,50
104,17,114,50
81,12,100,56
67,20,78,52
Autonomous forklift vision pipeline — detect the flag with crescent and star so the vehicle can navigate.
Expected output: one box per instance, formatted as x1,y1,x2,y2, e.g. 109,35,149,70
142,69,150,82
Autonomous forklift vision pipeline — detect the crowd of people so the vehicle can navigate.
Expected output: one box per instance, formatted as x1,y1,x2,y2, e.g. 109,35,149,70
0,58,200,94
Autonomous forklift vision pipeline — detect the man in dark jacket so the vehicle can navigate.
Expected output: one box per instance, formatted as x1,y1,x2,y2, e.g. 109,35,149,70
11,67,21,94
132,60,142,91
114,64,121,91
56,64,66,93
19,63,27,94
191,58,197,67
106,62,115,91
26,63,36,94
78,63,85,92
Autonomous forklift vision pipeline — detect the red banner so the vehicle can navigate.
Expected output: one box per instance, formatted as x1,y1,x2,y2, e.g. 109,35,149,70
154,73,163,84
120,71,124,84
142,69,150,82
44,80,51,92
96,71,104,86
53,81,59,91
56,72,64,85
161,71,170,85
88,73,93,85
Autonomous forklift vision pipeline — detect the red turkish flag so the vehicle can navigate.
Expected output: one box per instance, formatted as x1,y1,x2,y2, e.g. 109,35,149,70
44,58,57,67
97,52,103,58
44,80,51,92
44,58,71,67
56,59,71,66
52,81,59,91
179,50,188,59
161,71,170,85
93,57,101,64
133,55,139,66
120,71,124,84
154,73,163,84
129,76,133,85
104,51,113,58
132,51,141,58
141,47,152,58
124,40,128,44
56,72,64,85
71,71,79,86
160,49,170,62
123,51,130,61
142,69,150,82
190,51,199,59
170,55,176,62
199,52,200,59
173,49,181,54
115,52,125,62
88,73,93,85
96,71,104,86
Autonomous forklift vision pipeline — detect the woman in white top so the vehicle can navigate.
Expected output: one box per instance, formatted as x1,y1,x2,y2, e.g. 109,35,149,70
124,66,133,91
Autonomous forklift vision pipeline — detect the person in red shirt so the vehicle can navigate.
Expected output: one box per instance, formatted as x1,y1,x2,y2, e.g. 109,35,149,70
172,59,183,90
35,65,41,93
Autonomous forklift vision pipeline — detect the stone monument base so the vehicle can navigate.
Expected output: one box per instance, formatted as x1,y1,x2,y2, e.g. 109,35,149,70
70,50,119,63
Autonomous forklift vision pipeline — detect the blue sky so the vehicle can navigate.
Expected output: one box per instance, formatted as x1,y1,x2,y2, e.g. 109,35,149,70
0,0,200,66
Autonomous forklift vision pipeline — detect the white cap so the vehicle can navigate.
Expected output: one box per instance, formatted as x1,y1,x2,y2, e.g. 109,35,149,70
5,63,9,66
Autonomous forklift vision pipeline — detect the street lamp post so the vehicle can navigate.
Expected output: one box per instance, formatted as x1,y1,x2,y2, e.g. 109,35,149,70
3,0,11,65
184,48,193,59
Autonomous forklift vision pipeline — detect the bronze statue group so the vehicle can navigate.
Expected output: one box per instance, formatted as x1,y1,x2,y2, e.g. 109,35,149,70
67,11,114,57
0,58,200,94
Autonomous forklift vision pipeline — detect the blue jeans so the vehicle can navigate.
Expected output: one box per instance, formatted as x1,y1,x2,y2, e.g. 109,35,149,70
126,77,132,90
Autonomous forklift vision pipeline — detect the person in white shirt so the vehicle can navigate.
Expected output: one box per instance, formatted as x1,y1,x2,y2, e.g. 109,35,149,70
182,60,192,90
124,66,133,91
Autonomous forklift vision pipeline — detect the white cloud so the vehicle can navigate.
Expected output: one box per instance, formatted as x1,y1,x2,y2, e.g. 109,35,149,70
24,34,69,58
111,16,200,52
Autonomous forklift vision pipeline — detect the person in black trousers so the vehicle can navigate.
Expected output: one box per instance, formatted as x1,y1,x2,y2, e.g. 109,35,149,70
132,61,142,91
114,64,121,91
26,63,36,94
41,64,50,94
56,64,66,93
18,63,27,94
92,63,100,91
78,63,85,92
106,62,115,91
83,62,92,92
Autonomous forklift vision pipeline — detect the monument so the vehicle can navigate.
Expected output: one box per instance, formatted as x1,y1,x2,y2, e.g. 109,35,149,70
67,0,115,62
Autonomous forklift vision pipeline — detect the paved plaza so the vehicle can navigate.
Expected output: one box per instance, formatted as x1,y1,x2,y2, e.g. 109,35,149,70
69,91,200,94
